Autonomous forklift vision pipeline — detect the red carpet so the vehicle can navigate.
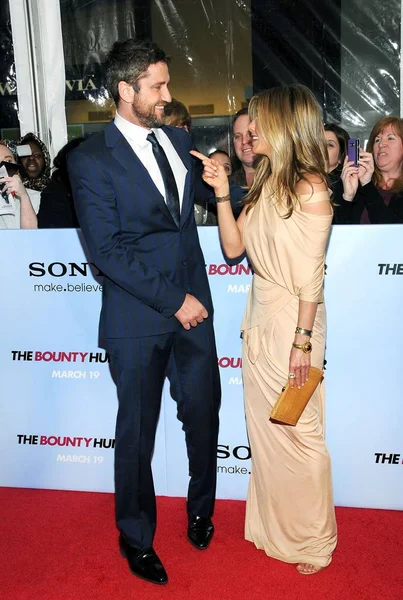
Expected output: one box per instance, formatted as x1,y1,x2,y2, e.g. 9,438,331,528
0,488,402,600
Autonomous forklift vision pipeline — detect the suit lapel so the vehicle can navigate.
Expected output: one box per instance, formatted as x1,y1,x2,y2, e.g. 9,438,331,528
104,121,176,225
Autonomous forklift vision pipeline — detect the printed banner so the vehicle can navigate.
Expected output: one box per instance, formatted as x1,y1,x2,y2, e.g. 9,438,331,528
0,226,402,509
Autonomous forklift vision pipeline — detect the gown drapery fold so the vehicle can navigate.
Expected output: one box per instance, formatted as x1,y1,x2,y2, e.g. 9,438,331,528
241,188,337,567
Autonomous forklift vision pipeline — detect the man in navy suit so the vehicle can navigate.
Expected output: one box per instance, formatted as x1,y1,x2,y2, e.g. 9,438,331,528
68,39,221,585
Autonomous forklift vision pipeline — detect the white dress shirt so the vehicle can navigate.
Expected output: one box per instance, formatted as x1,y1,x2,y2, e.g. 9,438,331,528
114,111,187,210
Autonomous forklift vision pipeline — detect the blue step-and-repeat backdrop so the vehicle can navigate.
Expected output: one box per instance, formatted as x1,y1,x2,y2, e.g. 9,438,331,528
0,226,402,509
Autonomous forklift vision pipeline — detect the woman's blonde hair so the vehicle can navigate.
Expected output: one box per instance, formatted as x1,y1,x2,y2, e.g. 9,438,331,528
367,116,403,192
0,139,17,159
245,84,328,217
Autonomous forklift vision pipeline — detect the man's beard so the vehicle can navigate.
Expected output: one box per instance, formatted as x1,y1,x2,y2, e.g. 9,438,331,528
131,101,165,128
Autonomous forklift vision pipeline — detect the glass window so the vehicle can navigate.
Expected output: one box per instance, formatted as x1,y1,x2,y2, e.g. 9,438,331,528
59,0,401,151
0,0,20,140
340,0,400,142
60,0,150,140
59,0,252,153
151,0,252,154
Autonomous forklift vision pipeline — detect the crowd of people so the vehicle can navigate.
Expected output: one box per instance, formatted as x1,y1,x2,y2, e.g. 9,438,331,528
2,96,403,229
324,119,403,223
0,134,84,229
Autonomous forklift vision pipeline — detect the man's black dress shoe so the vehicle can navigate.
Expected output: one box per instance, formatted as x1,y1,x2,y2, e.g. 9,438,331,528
187,516,214,549
119,535,168,585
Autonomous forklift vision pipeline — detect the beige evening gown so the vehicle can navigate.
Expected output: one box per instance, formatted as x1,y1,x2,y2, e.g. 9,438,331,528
241,187,337,567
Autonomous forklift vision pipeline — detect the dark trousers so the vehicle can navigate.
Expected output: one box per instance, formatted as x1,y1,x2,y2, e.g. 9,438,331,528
106,319,221,549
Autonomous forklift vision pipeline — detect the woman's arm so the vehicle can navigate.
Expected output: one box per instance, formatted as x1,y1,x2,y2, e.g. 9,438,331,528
190,150,246,258
20,193,38,229
288,176,331,388
289,300,318,388
331,150,374,224
0,174,37,229
340,156,359,202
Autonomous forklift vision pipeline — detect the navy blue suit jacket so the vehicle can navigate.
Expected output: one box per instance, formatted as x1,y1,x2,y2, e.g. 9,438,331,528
68,122,213,341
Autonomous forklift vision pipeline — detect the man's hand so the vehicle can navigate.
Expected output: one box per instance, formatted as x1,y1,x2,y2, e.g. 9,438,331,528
175,294,208,330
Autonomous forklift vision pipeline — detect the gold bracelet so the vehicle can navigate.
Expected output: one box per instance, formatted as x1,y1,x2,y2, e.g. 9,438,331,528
215,194,231,203
295,327,312,337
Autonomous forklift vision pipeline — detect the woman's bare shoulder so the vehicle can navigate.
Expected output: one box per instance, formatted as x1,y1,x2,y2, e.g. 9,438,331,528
295,174,327,195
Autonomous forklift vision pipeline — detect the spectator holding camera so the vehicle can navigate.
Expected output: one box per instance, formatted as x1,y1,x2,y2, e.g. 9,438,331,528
336,116,403,223
0,141,39,229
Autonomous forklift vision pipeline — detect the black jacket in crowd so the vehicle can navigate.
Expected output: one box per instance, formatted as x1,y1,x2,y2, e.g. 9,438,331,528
329,167,403,224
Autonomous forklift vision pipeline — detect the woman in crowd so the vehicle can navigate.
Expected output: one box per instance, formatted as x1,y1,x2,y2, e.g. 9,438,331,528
340,116,403,223
324,123,356,223
324,123,349,184
0,141,38,229
192,84,337,574
208,150,232,176
18,132,51,192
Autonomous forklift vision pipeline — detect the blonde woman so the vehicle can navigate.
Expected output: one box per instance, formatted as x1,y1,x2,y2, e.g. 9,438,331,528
192,85,337,574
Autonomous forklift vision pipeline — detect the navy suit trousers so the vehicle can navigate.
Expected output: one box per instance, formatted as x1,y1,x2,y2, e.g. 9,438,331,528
106,319,221,549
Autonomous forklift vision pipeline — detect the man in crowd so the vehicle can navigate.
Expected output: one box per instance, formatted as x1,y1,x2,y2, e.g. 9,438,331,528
231,107,257,188
68,39,221,586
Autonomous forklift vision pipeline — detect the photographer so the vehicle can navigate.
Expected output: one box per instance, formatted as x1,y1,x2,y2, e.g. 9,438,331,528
333,116,403,224
0,141,39,229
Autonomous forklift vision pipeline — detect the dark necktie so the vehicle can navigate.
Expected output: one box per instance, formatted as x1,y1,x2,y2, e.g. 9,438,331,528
147,131,180,227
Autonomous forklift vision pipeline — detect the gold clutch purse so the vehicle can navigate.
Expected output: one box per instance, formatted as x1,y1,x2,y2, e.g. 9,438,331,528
270,366,323,426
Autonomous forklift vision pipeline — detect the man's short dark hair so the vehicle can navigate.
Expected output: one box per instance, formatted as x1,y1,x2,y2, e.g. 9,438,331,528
105,39,169,105
232,106,249,130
